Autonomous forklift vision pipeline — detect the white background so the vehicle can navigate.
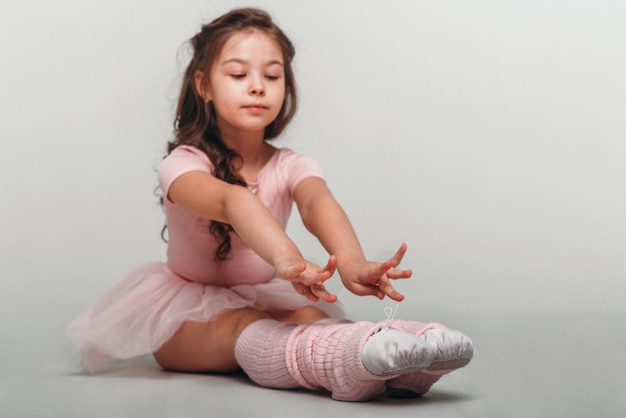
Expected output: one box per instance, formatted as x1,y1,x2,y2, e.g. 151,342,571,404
2,1,625,416
1,0,625,376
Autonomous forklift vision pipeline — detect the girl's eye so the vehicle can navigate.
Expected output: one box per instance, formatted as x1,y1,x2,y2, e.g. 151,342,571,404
230,74,246,79
265,75,280,81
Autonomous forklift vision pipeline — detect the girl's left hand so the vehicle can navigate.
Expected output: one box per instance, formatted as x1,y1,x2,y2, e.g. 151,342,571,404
339,243,413,301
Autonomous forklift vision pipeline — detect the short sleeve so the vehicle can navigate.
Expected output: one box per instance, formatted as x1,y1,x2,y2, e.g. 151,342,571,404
281,150,325,194
158,146,213,202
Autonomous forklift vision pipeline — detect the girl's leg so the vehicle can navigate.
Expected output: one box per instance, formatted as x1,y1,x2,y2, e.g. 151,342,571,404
154,305,441,401
153,307,269,372
265,305,329,324
234,317,435,401
153,305,328,372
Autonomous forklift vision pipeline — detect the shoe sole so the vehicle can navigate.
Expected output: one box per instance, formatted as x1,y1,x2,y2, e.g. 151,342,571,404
427,356,471,371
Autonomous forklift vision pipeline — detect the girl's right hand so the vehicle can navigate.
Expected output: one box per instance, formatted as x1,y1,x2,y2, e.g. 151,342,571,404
275,255,338,304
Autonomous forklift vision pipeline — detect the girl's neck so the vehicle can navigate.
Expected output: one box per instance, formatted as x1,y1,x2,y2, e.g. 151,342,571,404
222,131,270,162
219,128,276,181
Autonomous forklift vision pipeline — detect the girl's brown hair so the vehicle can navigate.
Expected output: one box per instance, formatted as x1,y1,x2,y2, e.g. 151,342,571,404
165,8,298,261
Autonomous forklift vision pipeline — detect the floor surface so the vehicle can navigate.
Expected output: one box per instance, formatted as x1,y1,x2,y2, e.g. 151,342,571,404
2,311,625,418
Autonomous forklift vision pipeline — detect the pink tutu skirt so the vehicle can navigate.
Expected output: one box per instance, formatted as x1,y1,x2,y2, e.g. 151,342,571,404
65,262,345,373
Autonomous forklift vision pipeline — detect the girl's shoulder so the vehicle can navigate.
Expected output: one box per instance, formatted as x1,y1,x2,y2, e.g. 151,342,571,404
166,145,211,162
272,147,316,168
270,147,324,181
160,145,213,170
158,145,213,195
273,147,314,164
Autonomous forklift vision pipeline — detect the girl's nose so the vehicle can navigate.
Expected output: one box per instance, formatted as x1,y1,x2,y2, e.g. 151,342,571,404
249,76,265,96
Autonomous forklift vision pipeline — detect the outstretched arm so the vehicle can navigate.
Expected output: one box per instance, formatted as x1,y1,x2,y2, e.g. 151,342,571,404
294,177,412,301
168,170,337,303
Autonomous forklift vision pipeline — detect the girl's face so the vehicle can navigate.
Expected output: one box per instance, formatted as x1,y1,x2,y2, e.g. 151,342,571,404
203,30,286,139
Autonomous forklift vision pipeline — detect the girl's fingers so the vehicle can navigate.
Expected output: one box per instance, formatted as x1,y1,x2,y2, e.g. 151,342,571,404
303,287,320,302
285,264,331,286
311,284,337,303
386,268,413,280
293,282,336,303
282,262,306,279
295,257,336,286
350,281,381,298
367,259,394,281
386,243,408,268
292,282,305,295
320,255,337,275
301,270,333,286
377,276,405,302
364,243,410,284
293,282,318,302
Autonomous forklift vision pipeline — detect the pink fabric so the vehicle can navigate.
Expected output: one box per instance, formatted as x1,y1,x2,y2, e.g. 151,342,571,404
65,146,343,372
66,263,343,373
234,319,300,389
158,145,324,285
235,318,389,401
233,318,452,401
287,320,388,401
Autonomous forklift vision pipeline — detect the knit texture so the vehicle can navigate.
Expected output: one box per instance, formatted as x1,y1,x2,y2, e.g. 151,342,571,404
286,320,388,401
235,318,450,401
235,318,387,401
234,319,300,389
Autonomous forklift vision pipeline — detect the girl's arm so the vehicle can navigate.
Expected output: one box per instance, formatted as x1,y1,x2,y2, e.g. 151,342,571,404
168,170,337,303
293,177,412,301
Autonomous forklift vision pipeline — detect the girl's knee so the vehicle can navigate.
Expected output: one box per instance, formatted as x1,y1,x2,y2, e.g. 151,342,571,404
295,306,329,323
153,308,269,372
231,307,270,335
268,305,329,324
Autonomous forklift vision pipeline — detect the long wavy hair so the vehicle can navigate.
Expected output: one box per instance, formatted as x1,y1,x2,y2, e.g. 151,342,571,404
164,8,298,261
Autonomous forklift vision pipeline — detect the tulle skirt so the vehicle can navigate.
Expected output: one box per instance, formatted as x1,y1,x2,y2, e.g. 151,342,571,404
65,262,345,373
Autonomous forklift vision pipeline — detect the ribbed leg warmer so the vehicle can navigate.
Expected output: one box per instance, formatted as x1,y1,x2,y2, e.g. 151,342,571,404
234,318,437,401
233,319,301,389
287,319,390,401
235,318,388,401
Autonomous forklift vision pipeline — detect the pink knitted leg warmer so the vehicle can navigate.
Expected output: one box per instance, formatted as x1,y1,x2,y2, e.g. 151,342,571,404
234,318,386,401
234,318,435,401
286,319,389,401
234,319,301,389
386,320,474,398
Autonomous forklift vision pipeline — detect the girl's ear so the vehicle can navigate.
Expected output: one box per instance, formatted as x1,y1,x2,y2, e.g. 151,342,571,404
195,71,212,101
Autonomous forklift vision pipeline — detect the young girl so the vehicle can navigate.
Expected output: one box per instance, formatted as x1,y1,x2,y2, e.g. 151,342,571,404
66,8,474,401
